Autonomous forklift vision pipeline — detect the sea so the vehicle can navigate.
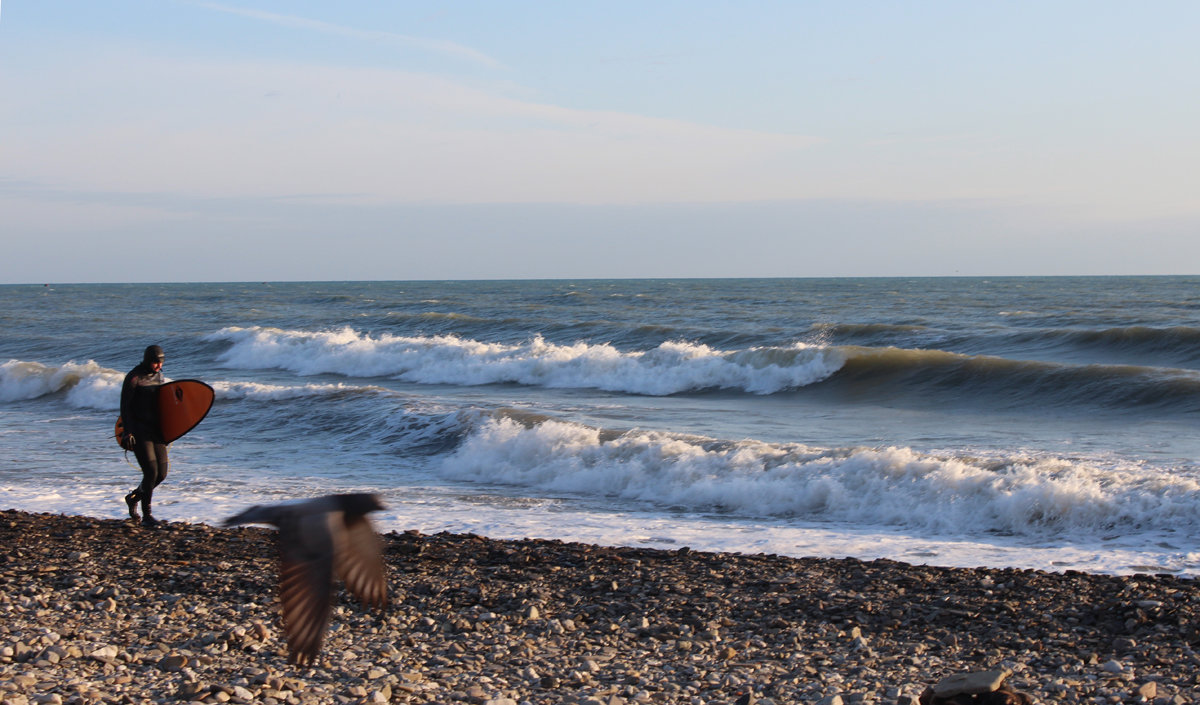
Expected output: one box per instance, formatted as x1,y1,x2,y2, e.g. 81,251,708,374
1,277,1198,576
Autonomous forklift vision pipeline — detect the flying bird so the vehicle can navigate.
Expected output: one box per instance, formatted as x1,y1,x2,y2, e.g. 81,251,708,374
223,493,388,664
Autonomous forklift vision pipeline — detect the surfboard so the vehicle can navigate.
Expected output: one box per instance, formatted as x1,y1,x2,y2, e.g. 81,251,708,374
157,379,215,443
115,379,215,446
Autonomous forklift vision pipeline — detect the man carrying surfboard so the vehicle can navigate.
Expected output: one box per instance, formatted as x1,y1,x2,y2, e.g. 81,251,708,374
120,345,170,527
116,346,215,527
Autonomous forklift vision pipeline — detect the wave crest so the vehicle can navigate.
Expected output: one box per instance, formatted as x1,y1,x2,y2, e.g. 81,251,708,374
204,326,843,395
0,359,123,409
440,417,1200,537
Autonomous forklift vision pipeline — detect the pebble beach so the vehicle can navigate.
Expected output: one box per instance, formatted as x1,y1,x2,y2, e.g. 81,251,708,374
1,510,1197,705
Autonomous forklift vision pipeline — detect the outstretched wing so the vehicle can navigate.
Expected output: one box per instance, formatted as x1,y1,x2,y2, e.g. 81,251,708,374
277,512,336,664
334,514,387,609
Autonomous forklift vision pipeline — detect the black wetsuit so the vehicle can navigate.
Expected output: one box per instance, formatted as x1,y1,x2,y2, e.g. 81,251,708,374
120,362,167,519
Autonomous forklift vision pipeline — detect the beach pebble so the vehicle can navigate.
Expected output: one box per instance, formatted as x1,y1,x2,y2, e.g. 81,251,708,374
0,510,1196,705
88,645,118,661
1102,660,1125,674
932,668,1011,697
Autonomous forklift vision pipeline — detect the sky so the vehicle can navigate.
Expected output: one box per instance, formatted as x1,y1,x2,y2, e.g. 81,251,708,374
2,1,1198,283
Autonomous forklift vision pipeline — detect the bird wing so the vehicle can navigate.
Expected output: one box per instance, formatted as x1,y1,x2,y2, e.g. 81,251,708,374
334,513,387,609
277,511,336,665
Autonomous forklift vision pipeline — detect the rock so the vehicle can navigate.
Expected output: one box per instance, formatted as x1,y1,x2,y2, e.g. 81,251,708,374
1101,660,1124,674
932,669,1011,697
12,642,36,663
1134,681,1156,699
250,620,271,641
159,654,189,671
176,682,208,699
465,684,488,700
88,645,119,661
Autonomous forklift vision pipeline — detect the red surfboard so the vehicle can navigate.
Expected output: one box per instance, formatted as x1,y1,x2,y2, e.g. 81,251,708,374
115,379,215,446
157,379,215,443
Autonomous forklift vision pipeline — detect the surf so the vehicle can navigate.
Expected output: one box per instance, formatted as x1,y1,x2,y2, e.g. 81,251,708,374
0,359,123,408
202,326,1200,413
204,326,844,395
438,414,1200,541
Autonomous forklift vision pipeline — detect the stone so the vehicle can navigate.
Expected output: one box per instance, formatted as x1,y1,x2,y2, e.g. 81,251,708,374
251,621,271,641
88,645,119,661
159,654,189,671
932,669,1011,697
465,685,488,700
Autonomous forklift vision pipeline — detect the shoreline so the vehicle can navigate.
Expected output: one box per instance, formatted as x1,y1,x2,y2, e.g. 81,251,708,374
1,510,1196,704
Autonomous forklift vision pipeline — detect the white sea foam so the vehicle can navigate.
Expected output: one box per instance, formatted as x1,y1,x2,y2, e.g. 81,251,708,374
211,380,384,401
0,359,384,411
0,359,123,409
205,326,843,394
440,417,1200,538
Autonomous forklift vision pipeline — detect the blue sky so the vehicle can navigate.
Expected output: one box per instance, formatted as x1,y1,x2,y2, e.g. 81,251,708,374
2,1,1198,282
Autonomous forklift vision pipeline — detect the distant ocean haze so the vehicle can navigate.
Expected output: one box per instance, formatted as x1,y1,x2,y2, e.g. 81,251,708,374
1,276,1197,576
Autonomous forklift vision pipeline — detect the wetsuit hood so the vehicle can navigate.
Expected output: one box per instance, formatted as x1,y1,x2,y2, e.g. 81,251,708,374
142,345,165,365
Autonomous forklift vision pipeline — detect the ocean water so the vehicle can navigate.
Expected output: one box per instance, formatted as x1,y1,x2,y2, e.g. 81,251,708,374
1,277,1198,576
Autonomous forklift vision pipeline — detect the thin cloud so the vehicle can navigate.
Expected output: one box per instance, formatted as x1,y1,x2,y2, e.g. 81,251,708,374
190,2,503,69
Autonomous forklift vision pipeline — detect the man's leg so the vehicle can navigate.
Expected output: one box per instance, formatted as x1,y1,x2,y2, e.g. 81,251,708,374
133,441,163,524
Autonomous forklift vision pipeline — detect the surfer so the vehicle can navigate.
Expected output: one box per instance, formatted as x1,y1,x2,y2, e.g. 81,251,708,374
120,345,169,527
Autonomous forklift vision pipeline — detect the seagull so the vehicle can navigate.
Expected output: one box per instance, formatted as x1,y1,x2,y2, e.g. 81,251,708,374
223,493,388,665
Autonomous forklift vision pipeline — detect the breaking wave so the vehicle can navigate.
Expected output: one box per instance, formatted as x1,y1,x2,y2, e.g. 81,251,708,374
0,359,123,409
0,358,388,410
203,326,1200,411
204,326,841,395
440,415,1200,538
